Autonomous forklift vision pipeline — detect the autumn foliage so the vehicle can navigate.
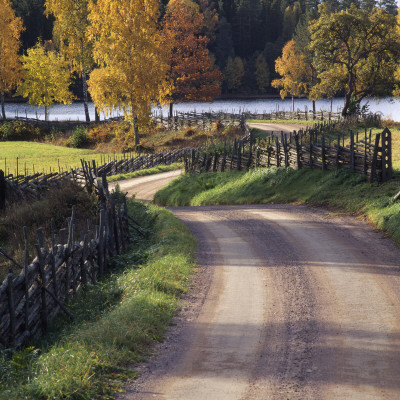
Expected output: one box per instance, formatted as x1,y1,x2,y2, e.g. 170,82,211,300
0,0,24,120
88,0,171,145
271,39,310,100
163,0,223,115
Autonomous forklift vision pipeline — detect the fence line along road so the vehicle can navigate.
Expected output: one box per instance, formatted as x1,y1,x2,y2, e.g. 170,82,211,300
185,124,392,183
0,176,130,349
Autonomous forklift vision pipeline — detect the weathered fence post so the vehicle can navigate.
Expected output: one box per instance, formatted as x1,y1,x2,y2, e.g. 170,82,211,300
370,133,380,183
6,272,16,346
381,128,392,181
0,169,5,209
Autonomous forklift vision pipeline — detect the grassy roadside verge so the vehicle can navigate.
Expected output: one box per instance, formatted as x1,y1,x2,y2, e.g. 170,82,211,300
154,168,400,245
0,201,196,399
107,163,183,182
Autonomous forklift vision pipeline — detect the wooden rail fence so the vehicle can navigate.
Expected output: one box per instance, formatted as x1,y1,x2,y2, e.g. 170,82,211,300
184,124,392,183
0,177,130,348
1,148,190,209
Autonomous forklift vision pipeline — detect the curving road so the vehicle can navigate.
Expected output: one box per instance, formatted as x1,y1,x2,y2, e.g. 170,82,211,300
109,170,182,201
116,173,400,400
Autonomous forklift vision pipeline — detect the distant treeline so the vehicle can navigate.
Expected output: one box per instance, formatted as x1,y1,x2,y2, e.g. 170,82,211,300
11,0,398,99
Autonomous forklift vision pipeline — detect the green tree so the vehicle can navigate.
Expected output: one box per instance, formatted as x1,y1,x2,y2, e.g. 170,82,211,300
88,0,170,146
224,56,245,92
309,4,400,116
16,42,74,120
254,54,269,93
45,0,93,122
0,0,24,120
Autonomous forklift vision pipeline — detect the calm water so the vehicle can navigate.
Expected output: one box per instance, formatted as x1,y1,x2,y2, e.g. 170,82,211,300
3,97,400,121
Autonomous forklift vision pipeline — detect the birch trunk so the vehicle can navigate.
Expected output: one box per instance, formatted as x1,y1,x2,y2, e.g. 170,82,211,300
82,69,90,122
1,91,5,120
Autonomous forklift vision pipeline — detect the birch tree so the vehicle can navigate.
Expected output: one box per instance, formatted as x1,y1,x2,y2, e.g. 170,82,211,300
16,42,74,121
88,0,171,146
45,0,93,122
272,39,311,111
0,0,24,120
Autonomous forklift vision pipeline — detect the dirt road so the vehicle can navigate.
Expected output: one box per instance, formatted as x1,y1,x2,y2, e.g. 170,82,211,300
109,170,182,201
248,122,307,134
118,204,400,400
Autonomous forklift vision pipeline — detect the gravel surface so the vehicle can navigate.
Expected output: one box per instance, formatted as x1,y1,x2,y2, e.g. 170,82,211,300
117,201,400,399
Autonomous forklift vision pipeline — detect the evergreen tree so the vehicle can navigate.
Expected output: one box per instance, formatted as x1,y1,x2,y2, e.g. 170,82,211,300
214,17,235,68
255,54,270,92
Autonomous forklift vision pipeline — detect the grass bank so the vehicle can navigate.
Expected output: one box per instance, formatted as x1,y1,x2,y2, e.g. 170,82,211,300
0,201,196,399
154,168,400,245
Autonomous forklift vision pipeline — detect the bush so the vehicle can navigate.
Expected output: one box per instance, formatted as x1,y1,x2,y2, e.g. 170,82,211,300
71,125,88,148
0,121,43,141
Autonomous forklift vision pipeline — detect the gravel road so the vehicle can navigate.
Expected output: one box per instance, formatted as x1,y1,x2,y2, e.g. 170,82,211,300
248,122,307,134
112,170,400,399
116,196,400,398
109,170,182,201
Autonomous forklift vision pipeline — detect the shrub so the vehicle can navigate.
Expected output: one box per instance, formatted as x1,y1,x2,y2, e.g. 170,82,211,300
0,121,43,141
71,125,88,148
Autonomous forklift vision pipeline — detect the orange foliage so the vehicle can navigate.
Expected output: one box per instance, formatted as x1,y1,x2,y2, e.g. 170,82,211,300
163,0,223,104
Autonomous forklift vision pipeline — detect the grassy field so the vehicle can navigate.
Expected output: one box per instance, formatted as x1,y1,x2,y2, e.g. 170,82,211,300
154,167,400,245
0,201,196,399
0,142,132,176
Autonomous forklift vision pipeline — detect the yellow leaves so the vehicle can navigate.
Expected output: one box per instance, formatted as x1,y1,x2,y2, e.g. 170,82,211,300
45,0,92,74
271,39,310,99
16,42,74,111
0,0,24,92
87,0,171,143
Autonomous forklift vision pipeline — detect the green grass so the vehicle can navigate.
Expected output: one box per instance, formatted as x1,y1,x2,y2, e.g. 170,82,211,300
154,168,400,245
0,201,196,400
107,163,183,182
0,142,133,176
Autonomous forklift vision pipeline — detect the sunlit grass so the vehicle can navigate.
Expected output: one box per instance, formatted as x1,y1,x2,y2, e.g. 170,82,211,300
0,202,196,399
0,142,134,176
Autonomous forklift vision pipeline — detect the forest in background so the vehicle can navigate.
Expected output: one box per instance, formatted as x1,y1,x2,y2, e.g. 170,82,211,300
10,0,398,98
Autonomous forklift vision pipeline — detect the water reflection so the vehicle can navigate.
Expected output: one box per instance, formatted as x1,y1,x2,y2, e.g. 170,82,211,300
3,97,400,122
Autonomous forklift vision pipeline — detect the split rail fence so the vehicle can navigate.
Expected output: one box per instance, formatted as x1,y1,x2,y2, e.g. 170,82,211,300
184,124,392,183
1,148,189,209
0,177,130,348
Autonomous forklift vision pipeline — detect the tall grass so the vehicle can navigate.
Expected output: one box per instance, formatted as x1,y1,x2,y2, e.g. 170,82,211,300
0,201,196,399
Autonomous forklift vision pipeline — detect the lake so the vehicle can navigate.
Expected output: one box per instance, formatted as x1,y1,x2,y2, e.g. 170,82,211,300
3,97,400,122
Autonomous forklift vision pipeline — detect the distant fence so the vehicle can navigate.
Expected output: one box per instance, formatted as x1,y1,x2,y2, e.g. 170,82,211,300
0,148,189,209
184,123,392,183
0,177,130,348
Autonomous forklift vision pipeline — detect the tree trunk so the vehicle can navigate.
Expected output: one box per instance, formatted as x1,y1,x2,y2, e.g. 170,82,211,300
342,93,351,116
1,91,5,120
292,96,294,113
82,70,90,123
132,110,140,146
95,107,100,122
45,106,48,121
312,100,316,120
169,102,173,119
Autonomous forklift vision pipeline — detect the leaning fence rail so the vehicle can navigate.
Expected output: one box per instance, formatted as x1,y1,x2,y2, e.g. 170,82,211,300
0,177,130,349
184,124,392,183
